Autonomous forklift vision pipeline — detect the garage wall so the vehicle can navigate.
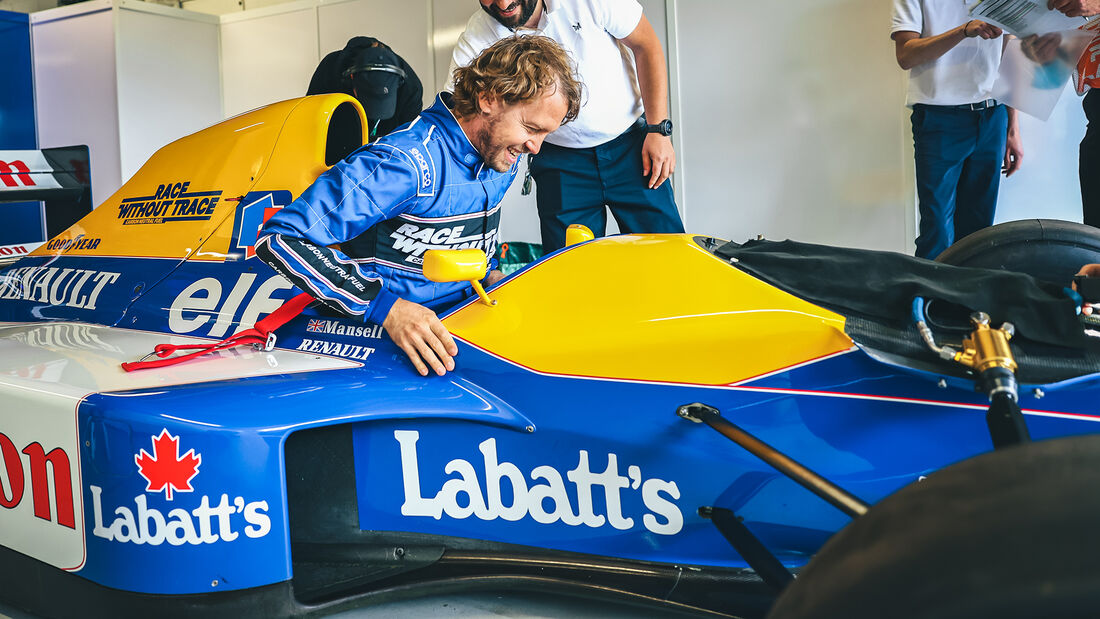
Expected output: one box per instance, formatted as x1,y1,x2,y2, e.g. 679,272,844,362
31,0,121,207
673,0,912,251
220,1,319,118
115,3,221,181
0,9,43,245
673,0,1089,253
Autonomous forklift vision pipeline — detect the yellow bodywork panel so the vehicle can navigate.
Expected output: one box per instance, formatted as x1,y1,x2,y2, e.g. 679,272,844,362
444,234,853,385
33,95,366,262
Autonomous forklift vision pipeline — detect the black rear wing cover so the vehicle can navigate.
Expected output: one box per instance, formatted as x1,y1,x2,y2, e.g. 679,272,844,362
0,146,90,202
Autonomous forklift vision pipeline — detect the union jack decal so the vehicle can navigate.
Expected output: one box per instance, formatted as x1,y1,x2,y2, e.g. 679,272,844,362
306,319,326,333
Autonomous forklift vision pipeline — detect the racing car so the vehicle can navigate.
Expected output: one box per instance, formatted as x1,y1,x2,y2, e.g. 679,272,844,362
3,94,1100,619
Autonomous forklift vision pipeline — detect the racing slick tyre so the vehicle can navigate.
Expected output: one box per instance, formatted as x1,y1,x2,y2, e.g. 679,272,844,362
766,434,1100,619
934,218,1100,284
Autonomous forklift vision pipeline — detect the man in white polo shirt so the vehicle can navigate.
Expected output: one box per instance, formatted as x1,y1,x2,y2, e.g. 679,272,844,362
892,1,1024,259
449,0,683,252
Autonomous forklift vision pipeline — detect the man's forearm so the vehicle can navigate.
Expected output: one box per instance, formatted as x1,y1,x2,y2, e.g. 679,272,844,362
894,25,970,70
255,233,396,324
632,38,669,123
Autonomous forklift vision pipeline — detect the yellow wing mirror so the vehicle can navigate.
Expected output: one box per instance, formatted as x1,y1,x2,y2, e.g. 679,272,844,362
423,249,496,307
565,224,595,247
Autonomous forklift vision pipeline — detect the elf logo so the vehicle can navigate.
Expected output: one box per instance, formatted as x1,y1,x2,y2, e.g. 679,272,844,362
168,273,293,338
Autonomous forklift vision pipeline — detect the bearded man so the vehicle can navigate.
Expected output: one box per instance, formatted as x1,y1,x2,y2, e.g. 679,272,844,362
257,36,582,377
449,0,684,252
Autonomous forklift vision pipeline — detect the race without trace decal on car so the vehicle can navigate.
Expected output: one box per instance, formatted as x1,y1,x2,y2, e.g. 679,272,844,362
0,266,120,309
395,431,684,536
117,182,221,226
91,429,271,546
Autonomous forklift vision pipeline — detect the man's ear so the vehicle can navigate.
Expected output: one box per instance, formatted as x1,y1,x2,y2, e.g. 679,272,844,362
478,93,500,115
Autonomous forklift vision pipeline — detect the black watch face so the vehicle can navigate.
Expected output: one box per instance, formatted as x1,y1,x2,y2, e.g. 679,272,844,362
649,119,672,136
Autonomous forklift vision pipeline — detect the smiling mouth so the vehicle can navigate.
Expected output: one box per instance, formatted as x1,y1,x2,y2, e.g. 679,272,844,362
494,2,521,17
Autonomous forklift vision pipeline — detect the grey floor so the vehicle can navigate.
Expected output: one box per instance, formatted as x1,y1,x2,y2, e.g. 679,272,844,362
1,591,699,618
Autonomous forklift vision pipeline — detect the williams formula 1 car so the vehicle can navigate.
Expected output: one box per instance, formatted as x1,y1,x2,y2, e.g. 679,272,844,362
3,94,1100,618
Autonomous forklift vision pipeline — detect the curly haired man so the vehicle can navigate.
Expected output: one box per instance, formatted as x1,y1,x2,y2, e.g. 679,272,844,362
257,36,582,376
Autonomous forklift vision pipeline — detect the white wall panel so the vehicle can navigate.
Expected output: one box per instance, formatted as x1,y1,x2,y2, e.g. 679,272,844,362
31,0,121,207
996,85,1088,224
317,0,433,108
220,4,318,117
674,0,910,251
116,5,221,183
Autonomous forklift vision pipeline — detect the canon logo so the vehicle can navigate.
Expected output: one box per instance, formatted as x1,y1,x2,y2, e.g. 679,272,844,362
0,160,34,188
0,432,75,529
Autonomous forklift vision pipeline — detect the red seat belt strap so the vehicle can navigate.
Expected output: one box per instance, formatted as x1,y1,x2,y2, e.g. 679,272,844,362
122,292,315,372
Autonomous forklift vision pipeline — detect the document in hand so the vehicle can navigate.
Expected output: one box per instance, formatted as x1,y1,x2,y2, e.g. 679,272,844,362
970,0,1092,37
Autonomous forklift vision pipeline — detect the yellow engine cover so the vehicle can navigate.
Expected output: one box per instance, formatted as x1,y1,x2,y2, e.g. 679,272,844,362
443,234,853,386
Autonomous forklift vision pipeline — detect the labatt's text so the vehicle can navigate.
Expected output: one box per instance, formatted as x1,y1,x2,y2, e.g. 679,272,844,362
90,488,271,546
396,431,683,535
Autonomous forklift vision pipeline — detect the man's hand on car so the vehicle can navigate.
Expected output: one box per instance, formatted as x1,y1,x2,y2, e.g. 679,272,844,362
382,298,458,376
485,269,505,286
1048,0,1100,17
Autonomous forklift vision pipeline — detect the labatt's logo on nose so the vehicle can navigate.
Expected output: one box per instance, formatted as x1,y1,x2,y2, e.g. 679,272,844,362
396,431,684,536
91,429,271,546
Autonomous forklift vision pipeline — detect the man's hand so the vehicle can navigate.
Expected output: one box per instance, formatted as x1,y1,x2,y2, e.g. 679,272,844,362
1021,33,1063,64
963,20,1004,39
1049,0,1100,17
642,133,676,189
1074,264,1100,315
382,298,458,376
1003,126,1024,177
485,269,505,286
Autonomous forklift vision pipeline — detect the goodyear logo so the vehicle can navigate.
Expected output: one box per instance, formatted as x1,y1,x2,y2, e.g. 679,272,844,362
44,234,101,253
118,182,222,226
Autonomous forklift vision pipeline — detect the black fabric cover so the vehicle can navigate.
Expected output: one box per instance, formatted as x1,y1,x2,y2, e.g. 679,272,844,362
307,37,424,140
715,239,1088,349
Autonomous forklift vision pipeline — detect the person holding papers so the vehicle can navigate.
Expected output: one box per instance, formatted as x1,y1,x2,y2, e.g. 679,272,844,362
1048,0,1100,227
891,1,1023,259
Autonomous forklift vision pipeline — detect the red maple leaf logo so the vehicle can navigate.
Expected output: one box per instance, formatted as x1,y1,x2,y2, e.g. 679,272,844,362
134,429,201,500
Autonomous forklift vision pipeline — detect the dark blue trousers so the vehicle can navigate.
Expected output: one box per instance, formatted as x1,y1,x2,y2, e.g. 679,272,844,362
529,120,684,252
911,103,1008,259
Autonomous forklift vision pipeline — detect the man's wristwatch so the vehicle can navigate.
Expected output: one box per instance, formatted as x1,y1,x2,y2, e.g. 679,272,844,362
645,119,673,137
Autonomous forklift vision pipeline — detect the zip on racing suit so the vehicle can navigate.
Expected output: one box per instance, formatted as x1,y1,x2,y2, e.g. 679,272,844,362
256,93,518,325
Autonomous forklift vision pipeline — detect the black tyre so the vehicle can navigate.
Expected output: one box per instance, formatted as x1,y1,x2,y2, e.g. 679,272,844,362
767,435,1100,619
935,219,1100,284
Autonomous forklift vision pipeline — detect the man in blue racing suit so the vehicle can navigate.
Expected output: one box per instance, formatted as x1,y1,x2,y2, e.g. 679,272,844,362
257,35,581,377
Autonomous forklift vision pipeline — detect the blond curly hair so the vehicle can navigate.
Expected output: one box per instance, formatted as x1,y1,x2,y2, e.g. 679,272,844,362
452,35,582,125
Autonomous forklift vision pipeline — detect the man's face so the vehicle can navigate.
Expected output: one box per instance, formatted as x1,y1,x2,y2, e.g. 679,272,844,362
473,88,568,173
480,0,540,29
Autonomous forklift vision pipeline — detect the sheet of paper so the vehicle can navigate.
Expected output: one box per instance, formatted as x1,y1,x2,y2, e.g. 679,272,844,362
992,30,1095,120
970,0,1092,37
